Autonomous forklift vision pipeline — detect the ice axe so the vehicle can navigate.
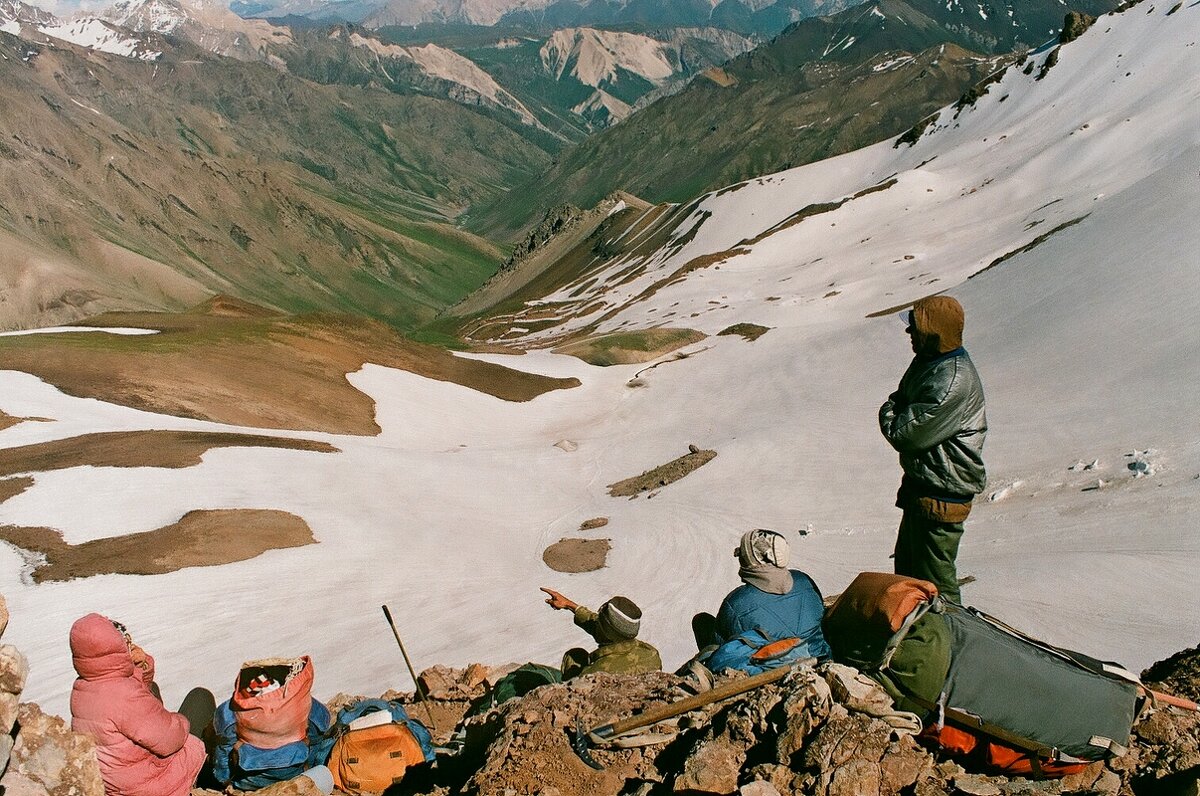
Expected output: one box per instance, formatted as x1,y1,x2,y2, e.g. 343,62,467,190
381,604,436,728
572,662,804,770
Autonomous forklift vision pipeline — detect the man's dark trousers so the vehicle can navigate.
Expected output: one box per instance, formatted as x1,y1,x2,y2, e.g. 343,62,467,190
894,511,964,604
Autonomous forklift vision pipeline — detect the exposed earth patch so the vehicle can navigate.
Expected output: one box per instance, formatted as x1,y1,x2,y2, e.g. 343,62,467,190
608,445,717,497
579,517,609,530
0,509,314,582
555,328,705,366
0,300,581,435
0,411,49,432
542,537,611,573
0,430,338,478
718,323,771,342
0,477,33,504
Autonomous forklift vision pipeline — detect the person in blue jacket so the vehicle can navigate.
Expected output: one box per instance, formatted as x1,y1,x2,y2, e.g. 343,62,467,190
696,529,830,662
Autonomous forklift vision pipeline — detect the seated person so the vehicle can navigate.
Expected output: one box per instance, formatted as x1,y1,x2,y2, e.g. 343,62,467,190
695,529,830,661
541,588,662,679
69,613,205,796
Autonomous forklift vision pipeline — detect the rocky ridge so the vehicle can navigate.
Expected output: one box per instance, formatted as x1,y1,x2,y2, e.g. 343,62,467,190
0,591,1195,795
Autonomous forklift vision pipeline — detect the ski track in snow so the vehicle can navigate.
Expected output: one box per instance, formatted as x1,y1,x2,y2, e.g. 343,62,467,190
2,3,1200,716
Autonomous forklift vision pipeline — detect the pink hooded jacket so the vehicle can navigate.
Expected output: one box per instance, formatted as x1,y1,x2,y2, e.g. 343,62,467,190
69,614,205,796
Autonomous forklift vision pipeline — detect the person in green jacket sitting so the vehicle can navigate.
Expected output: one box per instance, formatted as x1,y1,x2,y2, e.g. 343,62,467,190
541,588,663,679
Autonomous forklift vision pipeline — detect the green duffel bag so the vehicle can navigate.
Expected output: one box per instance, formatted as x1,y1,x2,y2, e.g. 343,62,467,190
933,602,1143,762
873,609,953,716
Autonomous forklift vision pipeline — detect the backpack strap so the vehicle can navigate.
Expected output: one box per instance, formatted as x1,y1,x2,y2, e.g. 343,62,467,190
877,597,936,671
967,608,1143,686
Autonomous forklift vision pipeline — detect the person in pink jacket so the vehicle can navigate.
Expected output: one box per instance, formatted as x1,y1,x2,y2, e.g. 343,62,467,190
69,613,205,796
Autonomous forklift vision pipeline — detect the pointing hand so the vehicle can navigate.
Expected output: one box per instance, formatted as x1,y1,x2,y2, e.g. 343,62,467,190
540,587,577,611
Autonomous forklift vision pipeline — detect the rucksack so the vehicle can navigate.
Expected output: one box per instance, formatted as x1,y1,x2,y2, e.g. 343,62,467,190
213,656,332,790
824,572,1145,778
702,627,819,676
467,662,563,717
320,698,435,795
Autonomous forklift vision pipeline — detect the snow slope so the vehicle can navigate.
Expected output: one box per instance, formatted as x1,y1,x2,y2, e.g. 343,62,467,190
100,0,293,61
2,2,1199,717
37,16,160,58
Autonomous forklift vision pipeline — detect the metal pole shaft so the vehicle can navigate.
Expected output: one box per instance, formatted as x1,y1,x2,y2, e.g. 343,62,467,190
381,604,436,728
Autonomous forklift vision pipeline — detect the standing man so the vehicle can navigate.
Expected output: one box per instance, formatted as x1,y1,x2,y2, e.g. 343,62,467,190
879,295,987,603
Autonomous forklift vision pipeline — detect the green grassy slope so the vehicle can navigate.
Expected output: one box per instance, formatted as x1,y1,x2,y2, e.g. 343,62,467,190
0,32,553,329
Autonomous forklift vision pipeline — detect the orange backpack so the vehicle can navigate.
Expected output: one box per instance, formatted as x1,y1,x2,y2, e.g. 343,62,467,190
325,700,434,794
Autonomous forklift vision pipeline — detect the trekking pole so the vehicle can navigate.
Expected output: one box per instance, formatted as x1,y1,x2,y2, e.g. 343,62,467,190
381,604,436,728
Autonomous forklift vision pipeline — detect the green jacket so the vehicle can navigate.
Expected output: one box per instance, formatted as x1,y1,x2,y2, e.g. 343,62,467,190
568,607,662,677
879,348,987,500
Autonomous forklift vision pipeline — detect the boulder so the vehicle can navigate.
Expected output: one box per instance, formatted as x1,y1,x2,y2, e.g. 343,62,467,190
460,671,692,796
0,644,30,697
0,703,103,796
418,664,495,701
1,691,20,737
675,732,745,794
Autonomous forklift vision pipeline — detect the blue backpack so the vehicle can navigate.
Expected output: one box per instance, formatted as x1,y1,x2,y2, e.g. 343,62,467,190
703,627,823,676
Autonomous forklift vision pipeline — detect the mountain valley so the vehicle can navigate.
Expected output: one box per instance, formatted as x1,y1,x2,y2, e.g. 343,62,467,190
0,0,1196,775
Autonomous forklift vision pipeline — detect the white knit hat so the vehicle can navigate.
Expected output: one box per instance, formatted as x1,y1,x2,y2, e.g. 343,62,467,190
736,529,790,569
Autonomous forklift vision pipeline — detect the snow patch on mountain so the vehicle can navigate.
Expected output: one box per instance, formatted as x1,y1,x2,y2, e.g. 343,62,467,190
517,8,1200,346
38,17,160,58
1,18,19,32
100,0,292,60
0,327,159,337
1,0,55,25
872,53,915,71
541,27,675,87
102,0,185,33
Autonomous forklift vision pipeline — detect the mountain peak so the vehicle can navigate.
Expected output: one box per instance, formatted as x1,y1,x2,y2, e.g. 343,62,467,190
102,0,189,33
541,28,677,88
0,0,56,26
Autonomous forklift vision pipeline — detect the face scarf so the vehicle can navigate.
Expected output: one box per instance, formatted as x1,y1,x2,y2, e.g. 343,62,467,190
736,529,793,595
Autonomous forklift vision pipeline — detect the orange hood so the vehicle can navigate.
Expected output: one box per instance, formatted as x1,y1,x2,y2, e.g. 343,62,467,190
911,295,965,356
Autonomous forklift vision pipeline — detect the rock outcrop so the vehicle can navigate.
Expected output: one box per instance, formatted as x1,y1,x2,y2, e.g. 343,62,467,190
0,594,104,796
394,649,1200,796
0,590,1196,796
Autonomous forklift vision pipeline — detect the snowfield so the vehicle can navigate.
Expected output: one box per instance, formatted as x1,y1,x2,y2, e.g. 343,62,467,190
1,2,1198,717
37,17,160,59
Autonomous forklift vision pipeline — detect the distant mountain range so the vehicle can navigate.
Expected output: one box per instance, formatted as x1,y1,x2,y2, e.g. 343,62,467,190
468,0,1120,238
233,0,859,37
0,0,1119,329
0,11,556,329
3,0,754,135
454,25,755,133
